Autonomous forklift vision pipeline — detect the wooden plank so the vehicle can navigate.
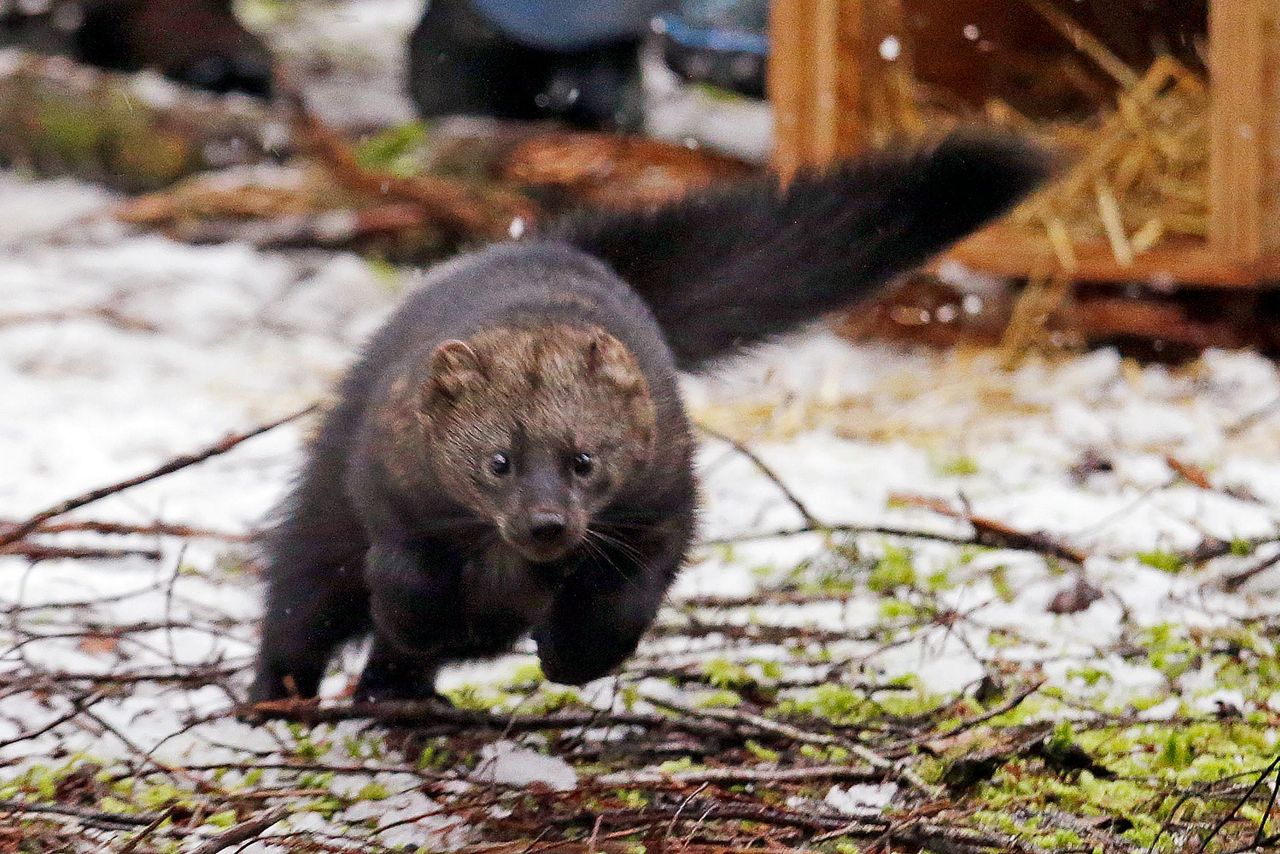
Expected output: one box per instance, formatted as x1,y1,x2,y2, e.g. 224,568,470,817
770,1,871,171
768,0,811,178
1208,0,1280,261
835,0,871,157
811,0,844,163
940,227,1280,288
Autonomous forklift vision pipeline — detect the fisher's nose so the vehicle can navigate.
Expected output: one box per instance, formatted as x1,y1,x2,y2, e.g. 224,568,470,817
528,511,568,546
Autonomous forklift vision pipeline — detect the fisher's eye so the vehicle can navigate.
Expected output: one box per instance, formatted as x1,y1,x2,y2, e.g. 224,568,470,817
571,452,594,478
488,451,512,477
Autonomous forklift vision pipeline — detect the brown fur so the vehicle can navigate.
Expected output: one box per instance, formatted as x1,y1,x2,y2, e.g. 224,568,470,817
251,136,1048,703
414,324,656,537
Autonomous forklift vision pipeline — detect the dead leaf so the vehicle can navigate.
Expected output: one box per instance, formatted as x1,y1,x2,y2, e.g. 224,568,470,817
1047,577,1103,614
77,634,120,656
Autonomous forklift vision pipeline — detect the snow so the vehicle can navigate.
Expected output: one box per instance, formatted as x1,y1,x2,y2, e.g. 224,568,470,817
475,741,578,792
826,782,898,812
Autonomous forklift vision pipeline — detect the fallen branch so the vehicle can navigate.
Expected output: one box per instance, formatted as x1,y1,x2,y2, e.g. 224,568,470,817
889,492,1088,564
3,663,243,689
234,698,737,741
698,423,820,527
188,806,290,854
594,763,882,788
1219,551,1280,594
0,542,161,562
702,523,979,549
0,404,316,550
295,108,533,242
642,692,942,798
932,681,1045,738
0,518,250,542
1195,753,1280,854
0,798,158,830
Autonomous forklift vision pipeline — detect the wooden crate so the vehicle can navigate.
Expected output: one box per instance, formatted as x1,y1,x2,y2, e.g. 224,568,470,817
768,0,1280,288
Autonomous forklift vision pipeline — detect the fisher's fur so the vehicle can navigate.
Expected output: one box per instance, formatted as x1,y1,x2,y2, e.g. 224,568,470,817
250,132,1051,702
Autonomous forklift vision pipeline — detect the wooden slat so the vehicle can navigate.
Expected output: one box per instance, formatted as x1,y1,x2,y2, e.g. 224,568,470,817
941,227,1280,288
1208,0,1280,262
811,0,843,163
768,0,812,178
834,0,870,158
770,1,871,172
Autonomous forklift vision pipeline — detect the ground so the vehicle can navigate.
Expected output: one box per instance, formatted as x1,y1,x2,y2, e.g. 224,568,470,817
3,3,1280,853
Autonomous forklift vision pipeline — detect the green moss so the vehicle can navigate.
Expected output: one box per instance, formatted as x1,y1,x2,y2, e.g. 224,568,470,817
443,684,507,711
354,121,431,177
878,597,923,621
204,810,238,828
524,687,583,713
614,789,651,808
695,689,743,708
925,567,955,591
1231,537,1255,557
868,544,916,593
745,741,781,763
799,744,850,763
303,794,344,821
658,757,698,774
702,658,755,690
989,566,1015,602
1136,550,1186,573
356,782,390,801
934,454,981,476
505,662,546,691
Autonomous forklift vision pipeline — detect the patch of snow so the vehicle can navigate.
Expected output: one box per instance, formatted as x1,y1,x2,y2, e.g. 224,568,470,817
826,782,898,812
474,741,578,792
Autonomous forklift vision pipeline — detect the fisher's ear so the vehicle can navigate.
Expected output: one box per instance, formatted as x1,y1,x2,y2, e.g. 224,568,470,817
583,328,646,395
426,339,486,403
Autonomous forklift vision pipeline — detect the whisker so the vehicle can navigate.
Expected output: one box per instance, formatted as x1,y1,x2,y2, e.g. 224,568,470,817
588,528,648,564
582,531,631,581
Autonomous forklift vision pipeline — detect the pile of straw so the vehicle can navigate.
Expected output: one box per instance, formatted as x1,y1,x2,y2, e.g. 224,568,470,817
867,0,1211,270
1005,56,1208,269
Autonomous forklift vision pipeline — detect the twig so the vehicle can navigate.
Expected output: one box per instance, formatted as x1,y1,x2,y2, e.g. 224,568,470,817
0,404,316,550
0,691,103,749
0,798,159,830
0,518,251,542
233,699,737,740
1252,762,1280,848
116,806,177,854
3,663,243,689
295,107,532,240
697,423,820,527
0,542,161,562
642,692,942,798
1219,551,1280,594
933,681,1045,737
703,523,979,549
889,492,1088,564
594,763,882,788
1225,398,1280,438
188,805,290,854
1017,0,1139,88
1196,753,1280,853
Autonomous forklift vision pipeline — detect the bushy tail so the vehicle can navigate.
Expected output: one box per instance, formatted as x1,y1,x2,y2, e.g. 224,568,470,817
553,132,1052,371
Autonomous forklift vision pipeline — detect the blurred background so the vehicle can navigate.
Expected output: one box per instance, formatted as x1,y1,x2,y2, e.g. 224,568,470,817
1,0,1271,362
